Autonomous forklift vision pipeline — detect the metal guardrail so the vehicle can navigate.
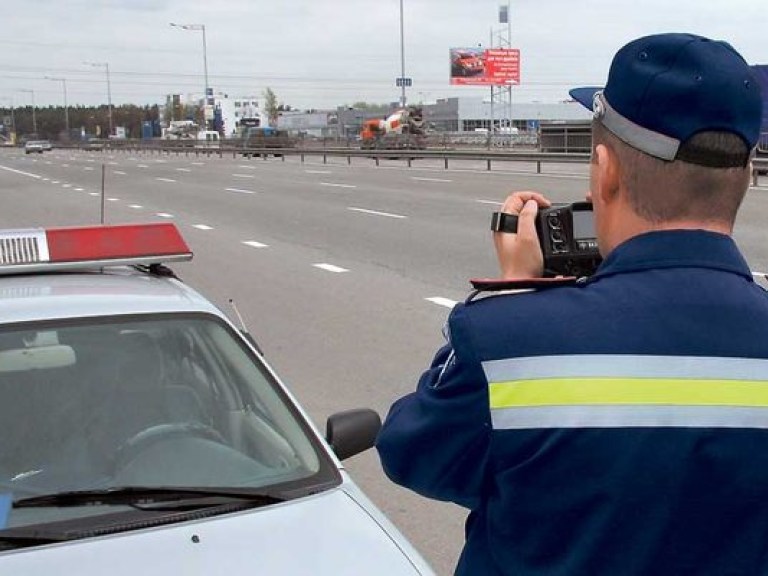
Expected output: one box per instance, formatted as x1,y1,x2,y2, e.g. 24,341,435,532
83,143,592,175
50,141,767,184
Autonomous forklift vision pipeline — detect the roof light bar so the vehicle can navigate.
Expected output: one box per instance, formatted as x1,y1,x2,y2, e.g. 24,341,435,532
0,223,192,275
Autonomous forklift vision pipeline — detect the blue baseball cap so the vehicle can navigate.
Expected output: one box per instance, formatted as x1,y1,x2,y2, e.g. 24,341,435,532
570,33,763,166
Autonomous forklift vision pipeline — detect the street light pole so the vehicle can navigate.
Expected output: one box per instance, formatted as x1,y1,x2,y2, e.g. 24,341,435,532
170,23,210,129
84,62,113,137
45,76,69,137
19,89,37,135
399,0,407,108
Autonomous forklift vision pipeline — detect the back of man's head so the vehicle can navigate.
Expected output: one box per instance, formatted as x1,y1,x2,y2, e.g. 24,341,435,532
571,33,764,225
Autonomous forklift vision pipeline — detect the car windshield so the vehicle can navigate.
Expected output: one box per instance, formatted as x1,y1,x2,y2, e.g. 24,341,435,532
0,313,337,528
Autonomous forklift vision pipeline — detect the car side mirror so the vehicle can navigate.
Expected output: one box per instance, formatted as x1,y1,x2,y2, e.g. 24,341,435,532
326,408,381,461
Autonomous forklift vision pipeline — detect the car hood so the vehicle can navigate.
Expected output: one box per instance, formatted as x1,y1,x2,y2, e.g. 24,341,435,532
0,486,432,575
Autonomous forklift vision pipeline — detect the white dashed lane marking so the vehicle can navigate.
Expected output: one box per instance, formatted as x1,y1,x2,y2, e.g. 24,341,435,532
320,182,356,189
156,177,176,183
226,188,257,194
348,207,406,219
114,171,126,175
156,213,174,218
242,241,268,248
313,263,349,273
412,177,452,183
176,168,191,172
129,204,143,209
192,224,213,230
232,174,255,178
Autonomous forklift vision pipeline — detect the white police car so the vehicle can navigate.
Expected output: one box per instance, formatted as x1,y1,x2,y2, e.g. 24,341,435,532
0,223,434,575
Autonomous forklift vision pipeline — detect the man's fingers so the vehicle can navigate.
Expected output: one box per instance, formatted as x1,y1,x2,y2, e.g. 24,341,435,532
517,199,539,240
501,192,551,215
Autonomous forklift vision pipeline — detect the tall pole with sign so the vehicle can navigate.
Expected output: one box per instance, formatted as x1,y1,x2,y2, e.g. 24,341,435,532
399,0,407,107
506,3,512,134
498,3,514,136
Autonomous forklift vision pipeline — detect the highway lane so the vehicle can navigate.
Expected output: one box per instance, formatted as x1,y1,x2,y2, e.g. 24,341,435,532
2,148,768,574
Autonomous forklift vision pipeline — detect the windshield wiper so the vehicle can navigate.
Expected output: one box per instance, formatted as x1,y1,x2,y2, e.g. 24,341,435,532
14,486,286,510
0,487,288,547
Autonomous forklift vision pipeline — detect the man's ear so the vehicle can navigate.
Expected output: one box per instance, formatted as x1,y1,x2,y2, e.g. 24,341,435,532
593,143,620,207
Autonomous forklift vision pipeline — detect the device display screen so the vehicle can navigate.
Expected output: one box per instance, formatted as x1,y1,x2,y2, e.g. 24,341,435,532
572,210,595,240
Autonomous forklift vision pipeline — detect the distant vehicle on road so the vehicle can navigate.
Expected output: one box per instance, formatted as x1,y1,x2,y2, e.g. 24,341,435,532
82,139,108,151
194,130,221,149
24,140,51,154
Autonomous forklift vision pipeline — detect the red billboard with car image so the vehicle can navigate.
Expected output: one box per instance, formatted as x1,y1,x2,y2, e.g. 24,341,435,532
450,47,520,86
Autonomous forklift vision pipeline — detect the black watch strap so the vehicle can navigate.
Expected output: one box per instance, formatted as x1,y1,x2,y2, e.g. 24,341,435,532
490,212,519,234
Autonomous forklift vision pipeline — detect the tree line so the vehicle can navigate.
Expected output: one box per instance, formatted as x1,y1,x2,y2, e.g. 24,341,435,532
0,104,161,141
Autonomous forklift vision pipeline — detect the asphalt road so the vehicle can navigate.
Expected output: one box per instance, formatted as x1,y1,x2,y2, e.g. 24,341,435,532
1,147,767,575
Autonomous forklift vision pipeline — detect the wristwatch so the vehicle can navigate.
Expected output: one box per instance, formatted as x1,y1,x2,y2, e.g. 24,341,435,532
490,211,519,234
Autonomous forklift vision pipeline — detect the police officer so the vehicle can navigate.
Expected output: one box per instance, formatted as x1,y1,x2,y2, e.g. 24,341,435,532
376,33,768,575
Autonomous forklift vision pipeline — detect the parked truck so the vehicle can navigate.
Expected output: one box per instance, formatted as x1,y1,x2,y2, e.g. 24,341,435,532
241,126,296,158
360,106,426,150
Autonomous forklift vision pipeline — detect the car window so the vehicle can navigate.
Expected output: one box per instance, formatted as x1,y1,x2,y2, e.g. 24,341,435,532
0,313,338,525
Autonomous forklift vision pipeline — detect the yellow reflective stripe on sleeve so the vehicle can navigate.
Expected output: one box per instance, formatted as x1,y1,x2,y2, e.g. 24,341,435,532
489,378,768,409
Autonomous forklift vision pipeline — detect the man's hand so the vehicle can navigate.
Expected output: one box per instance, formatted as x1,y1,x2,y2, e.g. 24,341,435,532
493,191,551,279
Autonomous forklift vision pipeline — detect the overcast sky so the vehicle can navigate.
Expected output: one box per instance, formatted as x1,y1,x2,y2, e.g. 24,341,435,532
3,0,766,110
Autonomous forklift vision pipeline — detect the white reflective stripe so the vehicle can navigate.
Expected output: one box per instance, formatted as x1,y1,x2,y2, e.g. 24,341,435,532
492,405,768,429
482,355,768,383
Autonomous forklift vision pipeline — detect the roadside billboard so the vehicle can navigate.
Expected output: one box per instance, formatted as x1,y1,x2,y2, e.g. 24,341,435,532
450,47,520,86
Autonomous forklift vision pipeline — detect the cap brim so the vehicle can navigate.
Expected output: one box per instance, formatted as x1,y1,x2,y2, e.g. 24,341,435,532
569,86,603,110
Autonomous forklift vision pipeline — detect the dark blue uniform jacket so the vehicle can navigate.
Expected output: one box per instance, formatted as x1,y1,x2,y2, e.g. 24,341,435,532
377,230,768,576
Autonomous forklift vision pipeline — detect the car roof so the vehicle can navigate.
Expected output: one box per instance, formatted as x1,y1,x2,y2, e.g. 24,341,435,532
0,267,223,325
